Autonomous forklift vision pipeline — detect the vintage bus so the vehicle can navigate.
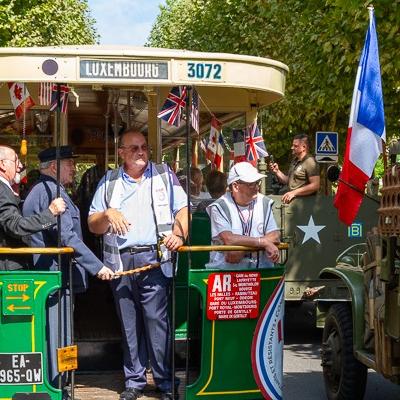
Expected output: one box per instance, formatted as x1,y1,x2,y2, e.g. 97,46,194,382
0,46,289,400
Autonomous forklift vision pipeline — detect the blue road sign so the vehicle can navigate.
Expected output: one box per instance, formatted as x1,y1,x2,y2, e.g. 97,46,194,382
315,131,338,155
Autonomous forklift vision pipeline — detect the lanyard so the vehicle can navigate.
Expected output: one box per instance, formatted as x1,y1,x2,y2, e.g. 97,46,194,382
234,199,255,236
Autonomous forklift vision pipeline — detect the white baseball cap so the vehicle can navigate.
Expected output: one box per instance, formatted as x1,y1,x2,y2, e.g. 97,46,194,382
227,162,267,185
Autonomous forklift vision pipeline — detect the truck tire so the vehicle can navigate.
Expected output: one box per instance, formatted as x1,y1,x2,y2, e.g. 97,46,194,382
321,303,367,400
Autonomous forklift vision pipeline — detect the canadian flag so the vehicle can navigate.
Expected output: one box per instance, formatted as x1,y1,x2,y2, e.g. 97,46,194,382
206,117,224,170
8,82,35,119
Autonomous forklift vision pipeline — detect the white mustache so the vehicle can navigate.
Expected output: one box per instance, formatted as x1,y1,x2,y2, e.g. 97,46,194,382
13,172,21,185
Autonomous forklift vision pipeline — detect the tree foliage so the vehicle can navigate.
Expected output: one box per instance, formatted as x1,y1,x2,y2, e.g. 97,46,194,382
0,0,97,46
148,0,400,165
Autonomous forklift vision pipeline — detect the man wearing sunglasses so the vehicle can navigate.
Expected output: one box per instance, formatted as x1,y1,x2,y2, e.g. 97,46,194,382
0,145,66,271
207,161,280,269
88,130,188,400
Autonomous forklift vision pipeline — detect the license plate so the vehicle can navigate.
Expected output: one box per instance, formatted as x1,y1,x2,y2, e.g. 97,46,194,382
0,353,43,385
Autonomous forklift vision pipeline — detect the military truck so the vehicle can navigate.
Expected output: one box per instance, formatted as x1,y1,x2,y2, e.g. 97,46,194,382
261,158,379,303
318,142,400,399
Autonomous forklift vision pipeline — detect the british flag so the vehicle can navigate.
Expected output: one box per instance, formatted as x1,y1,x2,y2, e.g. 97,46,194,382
50,84,70,113
157,86,187,127
245,121,268,166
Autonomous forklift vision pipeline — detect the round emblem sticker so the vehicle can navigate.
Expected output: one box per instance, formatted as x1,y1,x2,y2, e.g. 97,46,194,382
157,188,166,201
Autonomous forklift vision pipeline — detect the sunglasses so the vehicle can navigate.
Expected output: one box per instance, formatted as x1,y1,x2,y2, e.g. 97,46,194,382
236,180,261,188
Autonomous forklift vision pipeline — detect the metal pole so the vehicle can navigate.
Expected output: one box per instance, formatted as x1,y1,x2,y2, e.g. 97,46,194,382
55,84,63,392
184,86,192,395
338,177,380,204
69,256,75,400
127,90,131,128
171,251,177,400
113,90,120,168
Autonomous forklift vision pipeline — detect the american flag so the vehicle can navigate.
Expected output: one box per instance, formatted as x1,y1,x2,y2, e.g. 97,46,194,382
157,86,187,127
39,82,52,106
245,121,268,166
191,87,200,133
49,84,70,114
199,137,207,154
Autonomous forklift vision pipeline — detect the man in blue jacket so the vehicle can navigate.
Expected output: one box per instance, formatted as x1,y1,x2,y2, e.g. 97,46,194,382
23,145,114,394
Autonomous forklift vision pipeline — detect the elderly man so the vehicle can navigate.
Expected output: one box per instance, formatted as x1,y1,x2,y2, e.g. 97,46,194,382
88,130,188,400
207,161,280,269
22,145,114,392
0,145,65,270
270,133,320,203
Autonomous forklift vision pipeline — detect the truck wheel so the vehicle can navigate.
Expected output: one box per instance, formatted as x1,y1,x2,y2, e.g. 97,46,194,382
321,303,367,400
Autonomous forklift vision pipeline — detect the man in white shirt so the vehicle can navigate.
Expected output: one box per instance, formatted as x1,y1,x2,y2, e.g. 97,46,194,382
207,162,280,269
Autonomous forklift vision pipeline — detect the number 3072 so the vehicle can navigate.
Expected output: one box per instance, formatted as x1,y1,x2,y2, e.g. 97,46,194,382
187,62,222,80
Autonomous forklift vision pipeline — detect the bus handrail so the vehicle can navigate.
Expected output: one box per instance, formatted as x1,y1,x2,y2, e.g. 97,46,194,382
178,243,289,252
0,247,74,255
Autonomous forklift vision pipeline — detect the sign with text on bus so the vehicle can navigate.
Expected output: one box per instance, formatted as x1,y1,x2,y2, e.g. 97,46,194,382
80,59,169,80
315,131,339,163
2,279,34,316
178,61,225,82
206,271,261,320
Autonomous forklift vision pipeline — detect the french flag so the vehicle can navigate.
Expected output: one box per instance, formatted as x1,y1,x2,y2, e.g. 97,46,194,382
334,7,385,226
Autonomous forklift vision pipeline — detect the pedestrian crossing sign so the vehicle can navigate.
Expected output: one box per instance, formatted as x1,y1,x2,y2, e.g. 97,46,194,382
315,132,338,156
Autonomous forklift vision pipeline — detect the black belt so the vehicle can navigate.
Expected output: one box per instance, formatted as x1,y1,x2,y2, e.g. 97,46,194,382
120,244,158,255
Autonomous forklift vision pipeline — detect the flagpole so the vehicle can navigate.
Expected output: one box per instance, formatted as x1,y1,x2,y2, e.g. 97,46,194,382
184,86,192,400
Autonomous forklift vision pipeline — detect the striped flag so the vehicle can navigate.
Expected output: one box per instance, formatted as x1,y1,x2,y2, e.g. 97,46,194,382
206,117,221,164
334,7,385,225
233,129,246,164
39,82,52,106
191,87,200,133
157,86,187,127
8,82,35,119
245,121,268,166
251,276,285,400
50,84,70,113
214,129,225,171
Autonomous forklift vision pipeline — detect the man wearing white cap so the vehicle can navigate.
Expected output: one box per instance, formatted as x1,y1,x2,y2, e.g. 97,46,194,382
206,162,280,269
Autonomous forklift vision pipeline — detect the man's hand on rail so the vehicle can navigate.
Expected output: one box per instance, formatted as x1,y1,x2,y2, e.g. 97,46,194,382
96,266,115,280
105,208,130,235
48,197,66,216
163,233,185,251
260,237,280,263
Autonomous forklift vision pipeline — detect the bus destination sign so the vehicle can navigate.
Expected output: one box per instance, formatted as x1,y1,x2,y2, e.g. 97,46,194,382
207,271,261,320
80,60,168,80
0,352,43,385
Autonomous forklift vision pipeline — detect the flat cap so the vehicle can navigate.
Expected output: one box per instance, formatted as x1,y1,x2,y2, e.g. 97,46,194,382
38,146,78,163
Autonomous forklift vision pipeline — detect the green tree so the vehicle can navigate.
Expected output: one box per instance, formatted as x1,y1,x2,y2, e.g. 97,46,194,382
148,0,400,166
0,0,97,46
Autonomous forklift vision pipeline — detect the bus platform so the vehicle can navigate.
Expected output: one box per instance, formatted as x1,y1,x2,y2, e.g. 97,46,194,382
75,370,188,400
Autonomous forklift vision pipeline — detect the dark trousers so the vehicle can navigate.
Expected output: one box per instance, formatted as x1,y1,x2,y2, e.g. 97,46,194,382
110,250,174,392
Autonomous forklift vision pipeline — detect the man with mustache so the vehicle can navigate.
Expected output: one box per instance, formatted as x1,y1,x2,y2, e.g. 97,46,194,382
0,144,66,270
89,130,188,400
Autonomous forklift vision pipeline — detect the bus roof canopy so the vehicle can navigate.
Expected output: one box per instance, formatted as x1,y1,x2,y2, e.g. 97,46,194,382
0,46,288,111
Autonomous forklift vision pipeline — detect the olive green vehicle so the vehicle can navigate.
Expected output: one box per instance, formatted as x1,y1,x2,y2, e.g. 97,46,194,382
317,145,400,399
266,191,379,303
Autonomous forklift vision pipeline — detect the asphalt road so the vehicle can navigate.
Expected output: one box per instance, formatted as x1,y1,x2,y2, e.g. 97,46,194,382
283,302,400,400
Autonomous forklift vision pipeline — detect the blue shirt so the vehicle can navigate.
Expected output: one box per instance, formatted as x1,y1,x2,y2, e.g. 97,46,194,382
22,174,104,292
89,163,188,249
